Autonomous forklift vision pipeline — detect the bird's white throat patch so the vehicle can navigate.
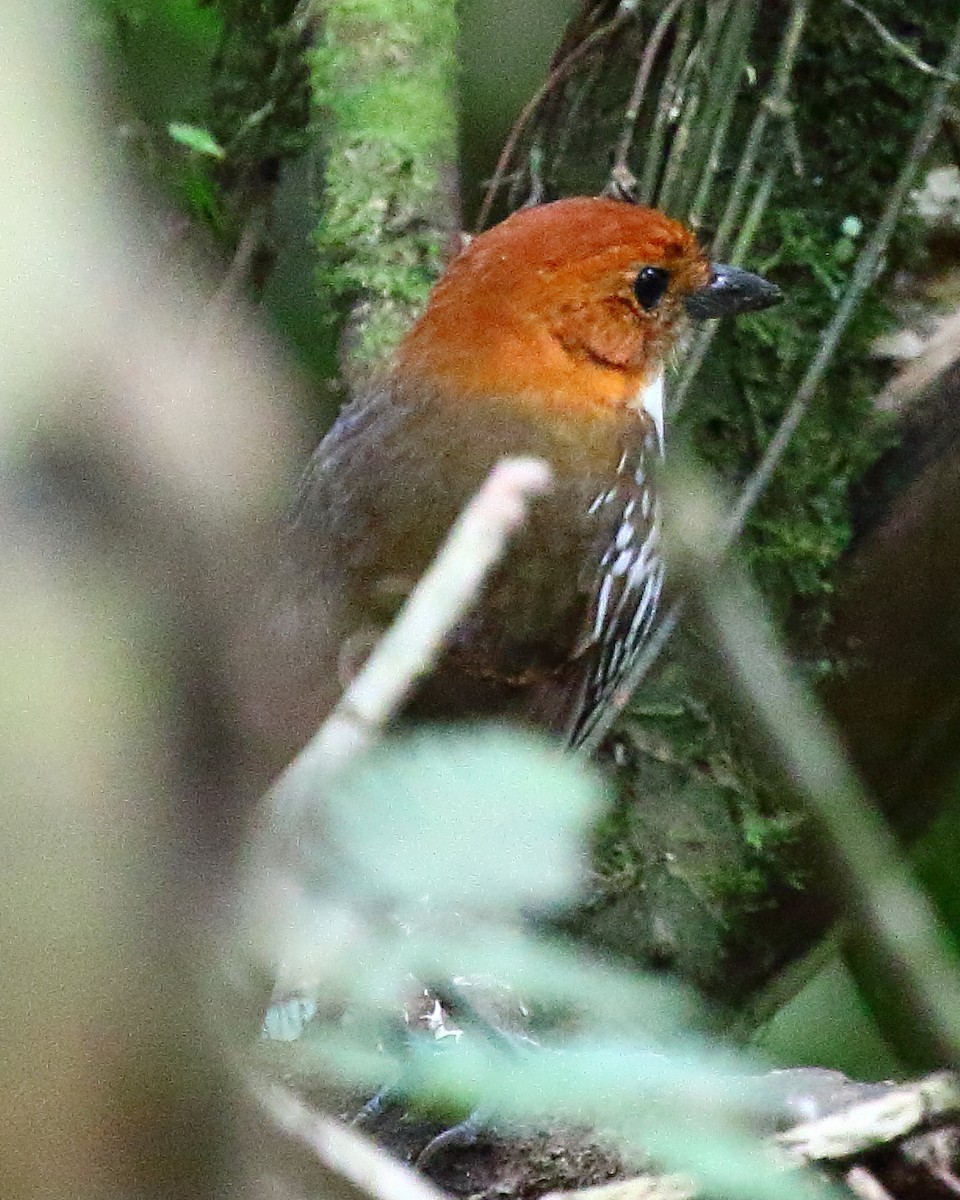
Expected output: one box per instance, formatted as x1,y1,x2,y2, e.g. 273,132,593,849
632,372,665,454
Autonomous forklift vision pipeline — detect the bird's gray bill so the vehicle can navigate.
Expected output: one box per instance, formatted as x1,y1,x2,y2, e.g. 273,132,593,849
684,263,783,319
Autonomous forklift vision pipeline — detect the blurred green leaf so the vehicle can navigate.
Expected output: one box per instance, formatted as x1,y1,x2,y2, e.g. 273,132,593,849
167,121,225,158
325,726,607,907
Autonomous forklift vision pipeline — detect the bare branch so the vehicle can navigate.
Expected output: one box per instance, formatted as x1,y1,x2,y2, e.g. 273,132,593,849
842,0,960,84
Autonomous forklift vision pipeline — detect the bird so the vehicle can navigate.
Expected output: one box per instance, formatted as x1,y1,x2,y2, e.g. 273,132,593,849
269,196,782,752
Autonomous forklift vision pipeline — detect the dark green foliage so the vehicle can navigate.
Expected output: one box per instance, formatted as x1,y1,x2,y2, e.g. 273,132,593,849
92,0,222,124
204,0,315,208
684,3,955,629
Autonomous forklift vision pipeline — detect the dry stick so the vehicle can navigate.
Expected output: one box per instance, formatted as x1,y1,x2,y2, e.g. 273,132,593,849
615,0,688,185
253,1079,452,1200
776,1072,960,1164
726,9,960,543
656,0,738,215
475,7,636,231
684,0,758,227
275,457,552,794
636,0,695,203
842,0,960,83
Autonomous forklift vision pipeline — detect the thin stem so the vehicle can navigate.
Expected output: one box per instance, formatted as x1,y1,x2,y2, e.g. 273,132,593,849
637,0,696,203
614,0,688,184
673,153,780,408
726,7,960,542
842,0,960,83
661,0,749,216
477,8,635,231
685,0,758,227
710,0,808,258
654,45,704,213
668,455,960,1067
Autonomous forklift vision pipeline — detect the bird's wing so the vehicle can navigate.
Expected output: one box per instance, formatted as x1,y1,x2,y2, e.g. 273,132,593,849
562,420,665,748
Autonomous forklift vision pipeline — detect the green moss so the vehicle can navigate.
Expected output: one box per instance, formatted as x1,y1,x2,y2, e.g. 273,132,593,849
681,5,954,633
311,0,459,374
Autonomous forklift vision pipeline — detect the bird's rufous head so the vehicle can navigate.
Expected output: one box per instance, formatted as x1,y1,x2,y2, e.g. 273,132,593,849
395,197,781,419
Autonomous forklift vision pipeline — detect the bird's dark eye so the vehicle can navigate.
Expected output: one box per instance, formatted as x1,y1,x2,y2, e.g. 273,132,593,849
633,266,670,311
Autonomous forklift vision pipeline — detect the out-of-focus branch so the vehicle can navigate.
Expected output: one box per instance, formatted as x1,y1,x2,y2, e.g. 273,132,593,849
666,449,960,1068
253,1079,452,1200
1,4,305,1198
875,306,960,411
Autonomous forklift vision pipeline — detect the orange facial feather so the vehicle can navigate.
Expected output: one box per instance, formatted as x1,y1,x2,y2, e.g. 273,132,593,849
394,197,711,416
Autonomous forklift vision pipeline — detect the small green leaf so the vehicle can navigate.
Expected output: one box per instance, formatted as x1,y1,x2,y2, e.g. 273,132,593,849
326,726,607,907
167,122,225,159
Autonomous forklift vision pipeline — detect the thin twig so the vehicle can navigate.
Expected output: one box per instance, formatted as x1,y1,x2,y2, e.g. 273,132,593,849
673,0,806,406
842,0,960,84
685,0,758,227
653,47,703,214
275,457,552,788
637,0,695,203
673,152,781,411
253,1078,452,1200
710,0,808,259
476,8,635,231
658,0,746,216
613,0,687,181
725,9,960,542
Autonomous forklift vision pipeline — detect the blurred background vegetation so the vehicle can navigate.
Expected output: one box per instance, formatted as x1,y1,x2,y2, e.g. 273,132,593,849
8,2,960,1198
